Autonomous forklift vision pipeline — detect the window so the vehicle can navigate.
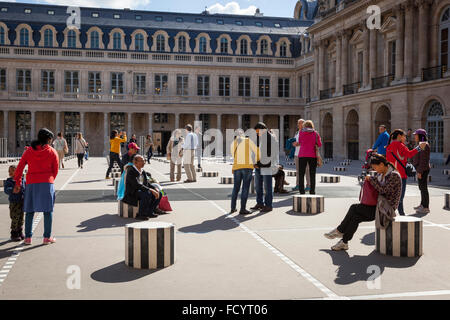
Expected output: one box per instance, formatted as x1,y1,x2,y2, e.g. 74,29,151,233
154,113,168,123
41,70,55,92
199,36,207,53
134,73,146,94
1,8,8,12
88,72,102,95
110,112,125,132
135,33,144,51
178,36,186,53
47,10,55,15
255,22,263,27
197,75,209,96
16,111,31,149
176,17,184,22
280,42,287,57
113,32,121,50
217,19,224,25
114,14,121,19
90,31,99,49
278,78,290,98
24,9,31,14
16,69,31,91
299,76,303,98
156,16,163,22
243,115,251,131
220,38,228,54
135,15,142,20
111,72,124,94
426,101,444,154
20,28,29,46
388,41,396,75
236,21,243,26
238,77,251,97
64,71,79,93
199,114,210,131
240,38,248,55
219,76,230,96
68,30,76,48
0,27,5,45
177,74,188,96
195,18,203,23
44,29,53,47
0,69,6,91
154,74,168,95
440,8,450,69
259,77,270,97
156,34,165,51
261,39,268,55
92,12,99,18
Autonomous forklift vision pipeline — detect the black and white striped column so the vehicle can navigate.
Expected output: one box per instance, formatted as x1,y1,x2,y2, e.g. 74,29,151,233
376,216,423,257
118,201,139,219
443,169,450,176
114,179,119,196
340,161,351,166
220,176,233,184
196,167,203,172
293,195,324,214
444,192,450,210
334,167,346,172
369,171,377,177
125,222,175,269
321,176,340,183
202,171,218,177
286,171,297,177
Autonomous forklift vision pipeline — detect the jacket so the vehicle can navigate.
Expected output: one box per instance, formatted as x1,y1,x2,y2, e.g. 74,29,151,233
368,166,402,210
231,137,260,171
75,138,87,154
412,143,431,174
110,135,127,154
285,137,296,159
256,131,277,168
372,131,390,155
166,137,184,164
14,144,59,187
298,129,322,158
53,137,67,151
4,177,25,203
122,166,158,207
386,141,419,179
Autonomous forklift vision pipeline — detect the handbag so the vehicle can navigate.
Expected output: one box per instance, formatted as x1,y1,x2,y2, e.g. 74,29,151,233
390,151,416,177
359,180,379,206
315,132,323,167
158,194,173,212
63,140,69,154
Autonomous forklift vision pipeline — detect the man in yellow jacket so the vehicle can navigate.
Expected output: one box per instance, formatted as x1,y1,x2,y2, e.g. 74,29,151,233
106,130,127,179
230,129,260,215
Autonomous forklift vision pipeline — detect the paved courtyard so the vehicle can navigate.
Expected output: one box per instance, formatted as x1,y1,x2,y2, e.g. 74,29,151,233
0,156,449,300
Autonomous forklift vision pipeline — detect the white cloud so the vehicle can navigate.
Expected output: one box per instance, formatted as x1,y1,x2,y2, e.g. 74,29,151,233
207,2,258,15
38,0,151,10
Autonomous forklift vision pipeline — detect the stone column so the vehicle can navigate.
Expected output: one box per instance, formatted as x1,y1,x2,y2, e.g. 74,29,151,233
335,33,342,95
80,111,85,134
301,35,305,55
416,0,430,79
174,113,179,130
103,112,109,156
195,113,200,121
318,40,325,94
362,23,370,88
127,112,132,134
259,114,264,123
238,114,242,129
404,0,414,81
148,112,153,135
395,4,405,81
217,113,222,133
313,41,319,98
341,30,349,88
55,111,60,134
369,28,377,82
30,110,36,140
3,110,8,140
279,114,285,156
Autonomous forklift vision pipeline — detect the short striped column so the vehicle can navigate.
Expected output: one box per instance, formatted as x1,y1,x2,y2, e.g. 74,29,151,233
112,172,121,179
344,159,352,163
376,216,423,257
340,161,351,166
114,179,119,196
196,167,203,172
0,179,5,187
444,192,450,210
443,169,450,176
334,167,346,172
118,201,139,219
321,175,340,183
220,176,233,184
286,170,297,177
202,171,218,177
292,195,324,214
369,171,377,177
125,222,175,269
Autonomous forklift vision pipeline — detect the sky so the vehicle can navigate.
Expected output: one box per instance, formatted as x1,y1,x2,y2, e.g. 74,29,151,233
0,0,300,18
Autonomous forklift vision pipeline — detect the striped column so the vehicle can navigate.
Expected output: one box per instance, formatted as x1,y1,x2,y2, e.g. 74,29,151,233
443,169,450,176
340,161,351,166
114,179,119,196
321,176,340,183
286,171,297,177
445,192,450,210
118,201,139,219
196,167,203,172
202,172,218,177
376,216,423,257
334,167,346,172
293,195,324,214
220,176,233,184
125,222,175,269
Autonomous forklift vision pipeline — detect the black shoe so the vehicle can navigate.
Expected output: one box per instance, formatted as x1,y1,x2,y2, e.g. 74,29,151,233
260,206,273,213
250,204,264,210
230,209,237,214
148,213,158,218
154,208,167,215
239,209,252,215
135,215,149,220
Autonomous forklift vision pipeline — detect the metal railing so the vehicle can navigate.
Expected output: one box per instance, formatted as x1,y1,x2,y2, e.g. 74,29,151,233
372,74,394,90
319,88,335,100
422,65,447,82
343,81,361,96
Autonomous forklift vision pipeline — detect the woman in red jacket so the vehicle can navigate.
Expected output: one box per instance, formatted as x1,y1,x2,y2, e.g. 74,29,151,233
14,128,59,245
386,129,427,215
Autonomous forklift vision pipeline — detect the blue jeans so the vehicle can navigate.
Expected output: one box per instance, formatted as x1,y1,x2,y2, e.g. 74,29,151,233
398,178,407,215
255,168,273,208
25,212,52,238
231,169,253,211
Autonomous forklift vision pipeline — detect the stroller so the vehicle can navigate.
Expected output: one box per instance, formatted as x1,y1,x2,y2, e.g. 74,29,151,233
357,149,375,185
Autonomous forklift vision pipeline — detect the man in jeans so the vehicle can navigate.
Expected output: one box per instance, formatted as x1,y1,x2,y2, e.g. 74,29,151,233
230,129,260,215
182,124,198,183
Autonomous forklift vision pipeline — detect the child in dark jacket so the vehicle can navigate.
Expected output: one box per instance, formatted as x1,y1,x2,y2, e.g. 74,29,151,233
4,165,26,241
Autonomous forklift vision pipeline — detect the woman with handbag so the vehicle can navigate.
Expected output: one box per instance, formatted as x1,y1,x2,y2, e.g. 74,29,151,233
324,154,402,251
386,129,427,215
74,132,87,169
297,120,322,195
53,132,68,169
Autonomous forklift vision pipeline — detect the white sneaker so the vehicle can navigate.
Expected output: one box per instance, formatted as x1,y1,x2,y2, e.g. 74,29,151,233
416,207,430,214
414,205,423,210
324,228,343,240
331,240,348,251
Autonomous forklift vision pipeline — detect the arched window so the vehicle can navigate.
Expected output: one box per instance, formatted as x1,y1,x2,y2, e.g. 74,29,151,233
280,41,287,57
440,7,450,69
20,28,29,46
178,35,186,53
240,38,248,55
135,33,144,51
156,34,165,52
426,101,444,155
261,39,268,55
44,29,53,47
199,36,207,53
0,26,5,45
220,37,228,54
68,29,76,48
91,31,99,49
113,32,121,50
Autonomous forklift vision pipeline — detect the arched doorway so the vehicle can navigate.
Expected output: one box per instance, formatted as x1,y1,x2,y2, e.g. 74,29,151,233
64,112,80,153
440,6,450,69
346,109,359,160
374,105,391,137
425,100,444,160
15,111,31,151
322,113,333,158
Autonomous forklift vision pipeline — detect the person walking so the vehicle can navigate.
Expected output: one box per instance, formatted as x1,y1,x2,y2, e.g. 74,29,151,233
230,129,260,215
292,119,311,191
106,130,127,179
75,132,87,169
53,132,68,169
182,124,198,183
372,125,390,155
167,129,184,182
412,129,431,214
144,134,154,164
297,120,322,195
13,128,58,245
386,129,427,215
195,126,203,169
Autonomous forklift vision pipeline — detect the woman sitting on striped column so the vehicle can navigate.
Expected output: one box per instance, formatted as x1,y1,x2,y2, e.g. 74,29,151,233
323,154,402,251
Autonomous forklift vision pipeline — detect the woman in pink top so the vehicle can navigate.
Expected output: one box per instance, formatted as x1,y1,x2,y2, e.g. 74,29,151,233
297,120,322,194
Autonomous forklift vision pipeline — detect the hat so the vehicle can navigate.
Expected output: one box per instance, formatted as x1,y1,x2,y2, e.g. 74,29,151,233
128,142,140,150
413,129,427,136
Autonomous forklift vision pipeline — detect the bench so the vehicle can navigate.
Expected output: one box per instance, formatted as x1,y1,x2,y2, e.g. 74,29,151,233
293,195,324,214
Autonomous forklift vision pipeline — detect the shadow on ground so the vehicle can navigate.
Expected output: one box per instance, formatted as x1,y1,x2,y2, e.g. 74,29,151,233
76,214,130,232
91,261,160,283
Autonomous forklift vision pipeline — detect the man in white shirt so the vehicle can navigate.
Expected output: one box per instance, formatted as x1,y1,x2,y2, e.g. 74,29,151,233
292,119,310,191
182,124,198,183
